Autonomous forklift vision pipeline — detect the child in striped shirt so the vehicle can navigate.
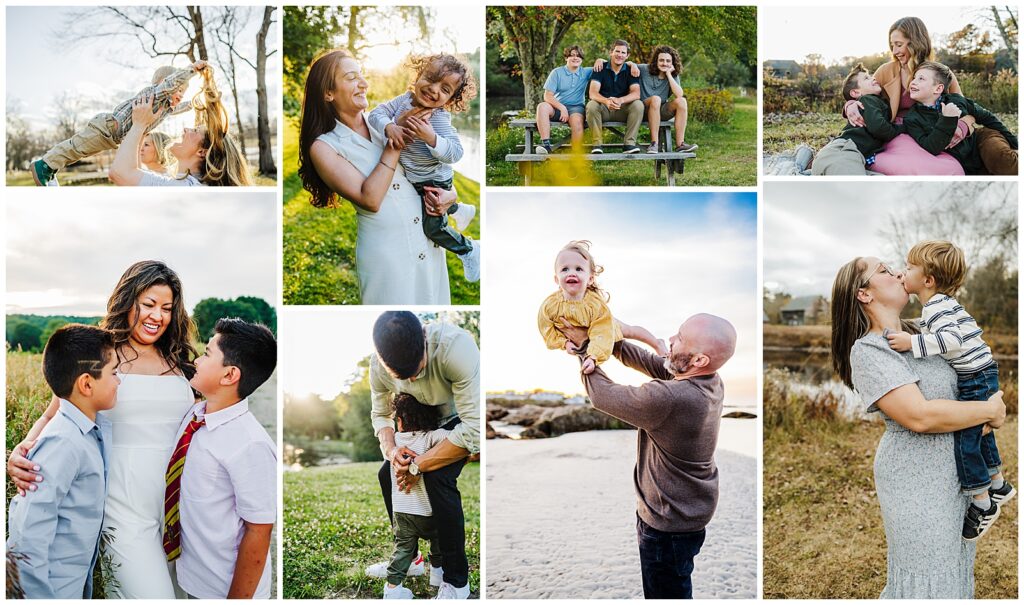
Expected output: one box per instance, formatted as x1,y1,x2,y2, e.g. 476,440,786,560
367,53,480,282
886,240,1015,541
382,393,451,599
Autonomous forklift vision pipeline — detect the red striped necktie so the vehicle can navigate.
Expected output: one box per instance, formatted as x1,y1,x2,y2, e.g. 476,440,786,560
163,414,205,561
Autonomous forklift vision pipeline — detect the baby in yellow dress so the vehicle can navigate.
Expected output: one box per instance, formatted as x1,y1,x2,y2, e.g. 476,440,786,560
538,240,667,374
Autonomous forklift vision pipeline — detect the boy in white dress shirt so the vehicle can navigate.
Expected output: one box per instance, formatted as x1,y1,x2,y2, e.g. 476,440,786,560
164,318,277,598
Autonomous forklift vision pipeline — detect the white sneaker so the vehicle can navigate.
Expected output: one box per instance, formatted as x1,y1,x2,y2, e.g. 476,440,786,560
458,240,480,283
433,581,470,599
367,554,425,579
429,565,444,587
449,204,476,231
384,584,415,599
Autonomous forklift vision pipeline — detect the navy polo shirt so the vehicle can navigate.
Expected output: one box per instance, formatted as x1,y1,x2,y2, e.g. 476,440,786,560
589,61,640,98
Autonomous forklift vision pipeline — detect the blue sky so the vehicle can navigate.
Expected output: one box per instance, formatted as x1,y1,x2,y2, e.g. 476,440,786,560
6,191,278,316
484,191,758,404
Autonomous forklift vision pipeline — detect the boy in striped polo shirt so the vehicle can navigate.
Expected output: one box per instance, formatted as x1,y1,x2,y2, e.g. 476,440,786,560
887,240,1015,541
382,393,452,599
368,53,480,282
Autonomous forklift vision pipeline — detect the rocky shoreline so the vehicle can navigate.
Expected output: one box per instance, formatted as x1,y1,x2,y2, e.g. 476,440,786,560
487,392,757,439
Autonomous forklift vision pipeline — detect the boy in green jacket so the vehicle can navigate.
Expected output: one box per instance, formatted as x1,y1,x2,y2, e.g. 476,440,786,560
904,61,1017,175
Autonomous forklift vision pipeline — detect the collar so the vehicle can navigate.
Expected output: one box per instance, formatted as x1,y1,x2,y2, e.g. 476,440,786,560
562,65,582,76
194,398,250,431
918,97,942,111
59,399,98,435
923,293,951,306
332,113,380,151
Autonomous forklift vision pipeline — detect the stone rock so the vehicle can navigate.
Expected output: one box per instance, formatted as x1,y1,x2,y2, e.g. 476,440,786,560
722,410,758,419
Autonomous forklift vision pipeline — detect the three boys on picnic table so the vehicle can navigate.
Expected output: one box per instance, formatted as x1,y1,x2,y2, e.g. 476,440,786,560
535,40,697,155
813,61,1017,176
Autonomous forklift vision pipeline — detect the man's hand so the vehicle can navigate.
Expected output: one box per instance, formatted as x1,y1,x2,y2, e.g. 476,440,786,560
581,356,596,374
388,445,418,467
987,390,1006,429
940,102,962,118
885,330,913,353
606,98,621,110
557,318,588,349
394,461,421,493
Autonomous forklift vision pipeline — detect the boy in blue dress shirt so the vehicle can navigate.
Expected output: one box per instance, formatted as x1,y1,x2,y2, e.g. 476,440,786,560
7,324,120,598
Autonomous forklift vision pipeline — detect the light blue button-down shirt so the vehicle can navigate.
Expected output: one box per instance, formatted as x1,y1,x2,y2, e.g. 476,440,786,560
7,399,111,599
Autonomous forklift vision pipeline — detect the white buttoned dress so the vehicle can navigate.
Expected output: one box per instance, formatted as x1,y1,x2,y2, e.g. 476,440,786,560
316,115,451,304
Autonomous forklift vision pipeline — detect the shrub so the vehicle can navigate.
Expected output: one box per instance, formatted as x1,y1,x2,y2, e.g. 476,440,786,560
688,88,733,125
486,121,521,164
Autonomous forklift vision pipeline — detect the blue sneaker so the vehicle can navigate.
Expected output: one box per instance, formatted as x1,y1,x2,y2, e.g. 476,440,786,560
30,159,57,186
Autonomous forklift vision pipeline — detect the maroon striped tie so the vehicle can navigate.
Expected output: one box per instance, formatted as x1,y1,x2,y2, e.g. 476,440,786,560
163,414,205,561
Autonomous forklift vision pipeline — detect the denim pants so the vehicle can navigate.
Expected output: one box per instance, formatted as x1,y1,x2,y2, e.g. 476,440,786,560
954,364,1002,494
378,416,469,588
412,178,472,256
636,515,705,599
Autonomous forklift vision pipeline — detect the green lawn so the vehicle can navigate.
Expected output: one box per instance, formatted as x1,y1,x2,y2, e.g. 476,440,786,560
282,118,480,305
284,461,480,599
486,96,757,186
763,112,1019,155
6,169,276,187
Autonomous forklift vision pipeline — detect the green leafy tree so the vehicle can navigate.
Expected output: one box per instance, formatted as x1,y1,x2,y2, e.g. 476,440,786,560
338,361,381,462
7,321,42,352
191,297,275,341
38,319,69,351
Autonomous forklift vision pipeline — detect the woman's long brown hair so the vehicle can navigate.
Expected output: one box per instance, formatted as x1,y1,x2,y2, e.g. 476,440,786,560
100,260,198,379
298,49,352,208
830,257,919,389
889,16,934,75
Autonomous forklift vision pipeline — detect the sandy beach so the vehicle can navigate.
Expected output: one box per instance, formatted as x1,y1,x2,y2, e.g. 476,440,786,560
485,421,757,599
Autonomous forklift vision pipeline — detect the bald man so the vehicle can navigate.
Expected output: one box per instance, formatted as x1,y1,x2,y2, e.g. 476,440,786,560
562,313,737,599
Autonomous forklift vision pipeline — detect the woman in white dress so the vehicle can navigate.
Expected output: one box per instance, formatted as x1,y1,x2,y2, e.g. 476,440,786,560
8,261,198,598
297,49,453,304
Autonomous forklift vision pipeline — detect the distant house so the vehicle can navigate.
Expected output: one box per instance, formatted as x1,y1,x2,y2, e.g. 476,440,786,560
780,295,829,325
765,60,803,79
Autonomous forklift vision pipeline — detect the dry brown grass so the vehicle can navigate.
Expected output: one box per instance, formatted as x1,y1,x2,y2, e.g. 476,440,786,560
764,415,1018,598
764,324,1018,356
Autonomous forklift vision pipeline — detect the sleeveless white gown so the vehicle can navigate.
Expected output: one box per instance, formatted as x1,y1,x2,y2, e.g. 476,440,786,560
100,373,194,598
316,115,451,304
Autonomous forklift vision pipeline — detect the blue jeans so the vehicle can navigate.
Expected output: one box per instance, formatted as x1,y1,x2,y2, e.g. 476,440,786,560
636,515,705,599
954,363,1002,494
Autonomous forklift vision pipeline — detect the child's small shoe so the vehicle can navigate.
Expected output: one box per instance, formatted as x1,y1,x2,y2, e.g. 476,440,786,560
384,583,414,599
962,500,1000,541
367,554,425,578
30,159,57,187
433,581,470,599
990,481,1016,507
429,565,444,587
458,240,480,283
450,203,476,232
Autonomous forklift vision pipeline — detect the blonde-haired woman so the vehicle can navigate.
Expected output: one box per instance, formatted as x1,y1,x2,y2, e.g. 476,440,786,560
110,66,253,186
830,256,1006,598
140,132,174,175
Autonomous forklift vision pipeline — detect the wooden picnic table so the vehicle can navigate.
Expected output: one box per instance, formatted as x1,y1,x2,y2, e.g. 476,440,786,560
503,117,696,186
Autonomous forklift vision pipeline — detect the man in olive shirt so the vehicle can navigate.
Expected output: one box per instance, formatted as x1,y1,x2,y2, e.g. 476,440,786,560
368,311,480,599
563,313,737,599
586,39,644,154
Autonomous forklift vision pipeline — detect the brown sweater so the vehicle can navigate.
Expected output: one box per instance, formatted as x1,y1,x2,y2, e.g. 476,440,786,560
583,341,723,532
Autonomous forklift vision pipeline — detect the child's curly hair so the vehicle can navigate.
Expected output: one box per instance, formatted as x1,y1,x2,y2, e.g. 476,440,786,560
392,392,441,433
407,53,478,113
558,240,609,302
